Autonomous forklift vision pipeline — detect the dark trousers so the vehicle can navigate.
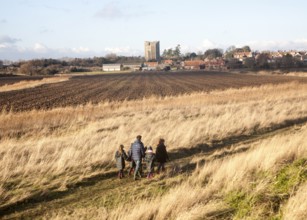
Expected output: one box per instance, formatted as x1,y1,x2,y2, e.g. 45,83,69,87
157,162,165,173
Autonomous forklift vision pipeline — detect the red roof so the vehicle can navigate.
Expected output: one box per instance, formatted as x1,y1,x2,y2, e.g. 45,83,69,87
144,62,159,67
183,61,205,66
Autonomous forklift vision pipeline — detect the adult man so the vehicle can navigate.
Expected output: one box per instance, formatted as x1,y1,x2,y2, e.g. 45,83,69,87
131,135,145,180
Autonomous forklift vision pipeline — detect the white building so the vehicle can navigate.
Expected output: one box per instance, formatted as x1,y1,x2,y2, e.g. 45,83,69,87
102,64,122,72
123,63,142,71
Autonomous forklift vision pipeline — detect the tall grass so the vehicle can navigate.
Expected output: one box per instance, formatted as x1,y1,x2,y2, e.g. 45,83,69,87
0,76,70,92
0,82,306,208
46,122,307,220
108,124,307,220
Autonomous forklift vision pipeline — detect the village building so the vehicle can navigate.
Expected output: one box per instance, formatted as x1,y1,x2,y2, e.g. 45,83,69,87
102,63,122,72
162,59,174,66
203,58,226,70
142,61,159,71
182,60,205,70
233,51,253,61
122,63,142,71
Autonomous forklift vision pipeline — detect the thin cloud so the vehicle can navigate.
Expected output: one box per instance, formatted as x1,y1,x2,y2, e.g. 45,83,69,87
0,35,21,44
95,2,124,19
39,27,52,34
0,43,99,61
245,39,307,51
72,47,90,53
0,19,7,24
19,1,69,13
95,2,153,20
43,4,70,13
194,39,307,52
201,39,223,50
105,46,142,56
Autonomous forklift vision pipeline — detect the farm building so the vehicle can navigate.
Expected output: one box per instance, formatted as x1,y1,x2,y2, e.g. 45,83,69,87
142,62,159,71
162,59,174,65
123,63,142,71
204,58,226,70
233,51,253,61
182,60,205,70
102,64,122,72
144,62,159,67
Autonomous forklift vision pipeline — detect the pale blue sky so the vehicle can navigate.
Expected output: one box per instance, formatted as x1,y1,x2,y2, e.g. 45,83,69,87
1,0,307,60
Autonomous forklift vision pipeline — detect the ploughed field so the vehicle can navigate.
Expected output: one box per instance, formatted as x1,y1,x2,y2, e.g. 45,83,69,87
0,71,306,112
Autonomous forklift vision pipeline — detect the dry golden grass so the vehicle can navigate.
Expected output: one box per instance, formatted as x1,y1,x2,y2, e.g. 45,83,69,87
0,76,70,92
107,124,307,220
0,82,306,213
284,183,307,220
46,123,307,220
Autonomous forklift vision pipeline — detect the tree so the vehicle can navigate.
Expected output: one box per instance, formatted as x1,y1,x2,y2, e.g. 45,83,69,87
243,57,255,68
162,49,168,58
242,45,251,52
226,45,236,54
281,54,294,68
19,62,35,75
105,53,118,63
225,45,236,59
190,52,197,60
173,44,181,57
204,49,223,59
256,53,270,69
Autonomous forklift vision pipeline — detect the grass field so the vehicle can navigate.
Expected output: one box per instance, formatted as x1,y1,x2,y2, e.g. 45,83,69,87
0,75,306,219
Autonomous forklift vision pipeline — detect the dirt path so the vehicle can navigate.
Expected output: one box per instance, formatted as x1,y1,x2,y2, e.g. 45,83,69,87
1,118,306,219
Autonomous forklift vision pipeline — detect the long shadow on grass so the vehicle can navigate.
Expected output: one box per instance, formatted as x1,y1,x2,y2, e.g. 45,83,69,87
168,117,307,172
1,117,307,218
0,170,118,218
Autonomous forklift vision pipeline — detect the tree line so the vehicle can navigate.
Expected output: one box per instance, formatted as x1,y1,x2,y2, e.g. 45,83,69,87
1,45,306,75
1,55,144,76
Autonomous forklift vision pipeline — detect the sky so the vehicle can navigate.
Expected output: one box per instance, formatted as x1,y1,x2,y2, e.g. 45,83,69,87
1,0,307,61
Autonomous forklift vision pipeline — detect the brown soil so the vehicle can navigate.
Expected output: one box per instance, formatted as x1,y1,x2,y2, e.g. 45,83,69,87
0,71,306,112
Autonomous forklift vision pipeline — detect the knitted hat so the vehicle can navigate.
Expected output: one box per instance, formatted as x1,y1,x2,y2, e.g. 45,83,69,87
147,146,153,153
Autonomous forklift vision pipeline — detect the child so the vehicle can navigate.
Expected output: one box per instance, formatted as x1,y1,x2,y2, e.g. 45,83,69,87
145,146,155,179
115,144,128,179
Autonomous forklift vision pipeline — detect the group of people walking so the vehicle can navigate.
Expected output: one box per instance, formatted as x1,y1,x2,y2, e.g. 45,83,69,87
114,135,169,180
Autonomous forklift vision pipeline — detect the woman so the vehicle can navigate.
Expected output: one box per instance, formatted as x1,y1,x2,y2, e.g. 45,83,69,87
115,144,128,179
155,139,169,173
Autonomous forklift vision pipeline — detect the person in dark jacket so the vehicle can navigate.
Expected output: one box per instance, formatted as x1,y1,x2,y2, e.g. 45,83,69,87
114,144,128,179
131,135,145,180
145,146,155,179
155,138,169,173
